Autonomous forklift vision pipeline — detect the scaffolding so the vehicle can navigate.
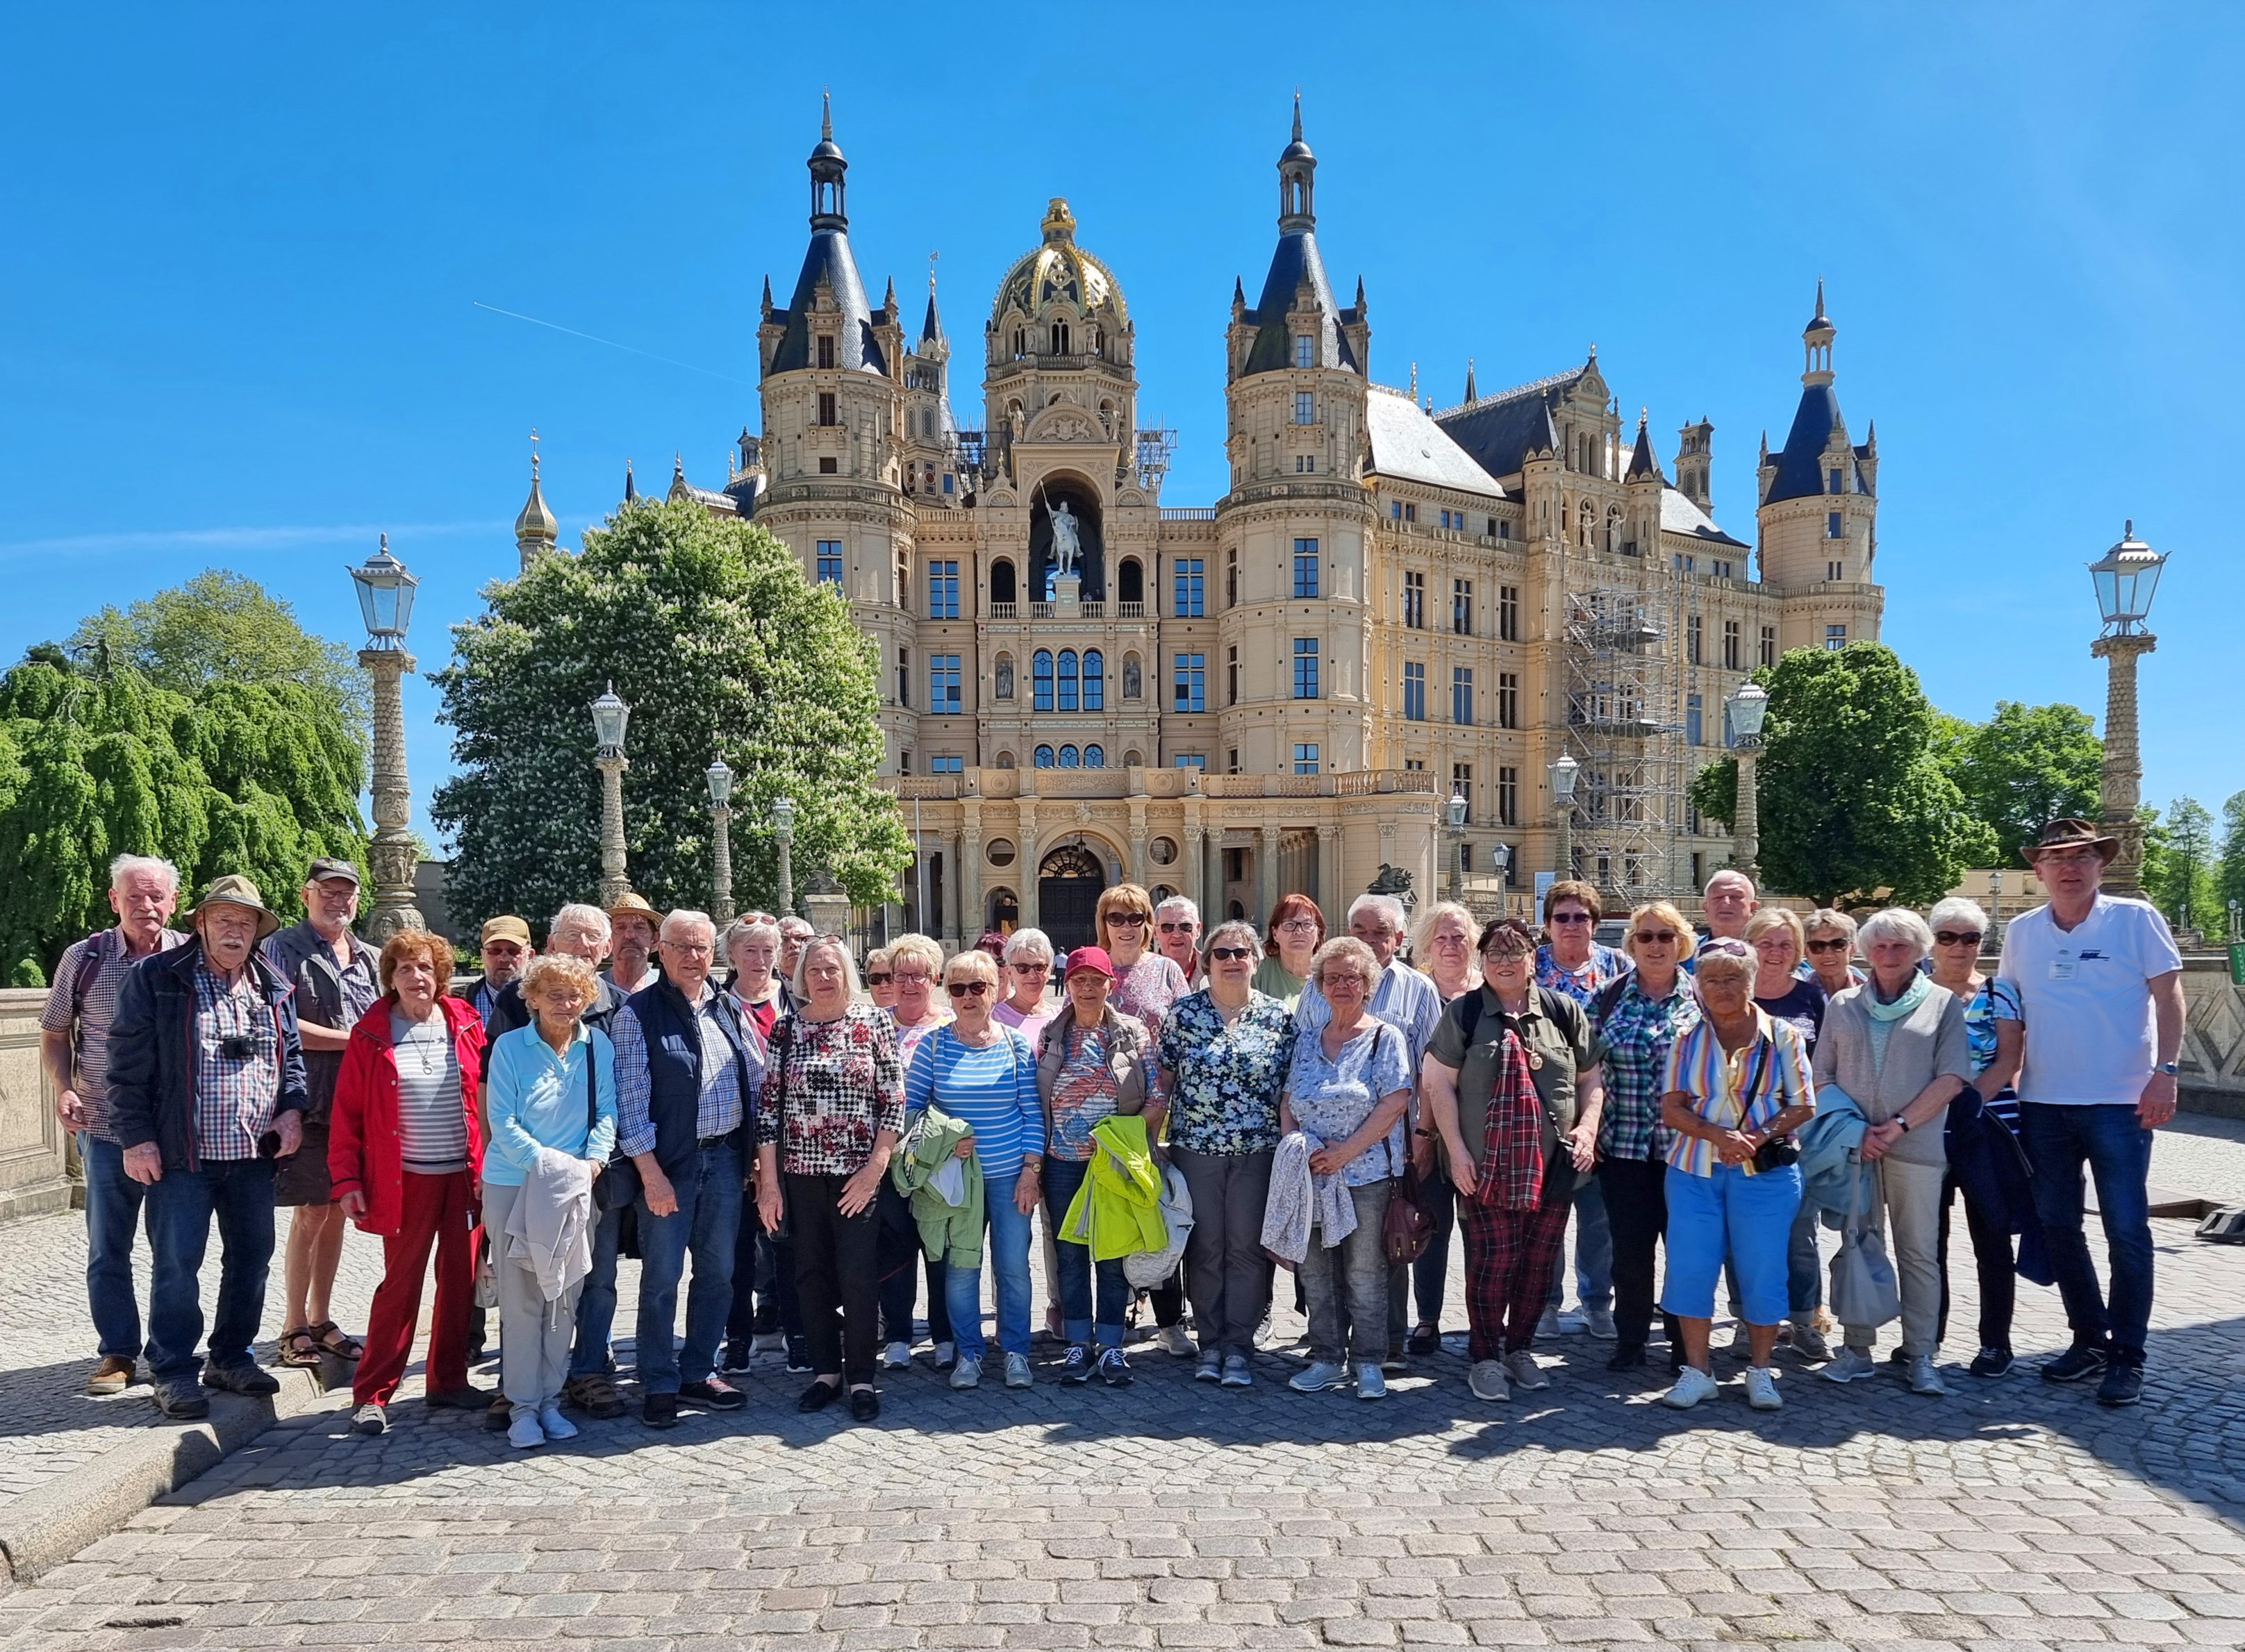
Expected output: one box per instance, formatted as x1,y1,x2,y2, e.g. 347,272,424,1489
1562,562,1684,903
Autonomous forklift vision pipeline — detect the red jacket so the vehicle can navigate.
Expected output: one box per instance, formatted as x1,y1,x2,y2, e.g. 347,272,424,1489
329,995,488,1237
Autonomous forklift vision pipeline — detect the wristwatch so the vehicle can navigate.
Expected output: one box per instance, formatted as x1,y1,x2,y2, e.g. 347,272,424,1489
1895,1116,1912,1134
2156,1061,2179,1076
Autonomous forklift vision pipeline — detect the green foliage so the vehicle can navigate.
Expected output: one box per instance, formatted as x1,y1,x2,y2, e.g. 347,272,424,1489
1748,643,1996,907
2218,790,2245,926
1937,700,2103,858
2143,796,2217,934
1687,758,1738,835
432,499,910,930
9,958,45,988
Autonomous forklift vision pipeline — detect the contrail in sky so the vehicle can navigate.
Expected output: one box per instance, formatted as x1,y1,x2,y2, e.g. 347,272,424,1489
0,522,500,562
472,301,756,387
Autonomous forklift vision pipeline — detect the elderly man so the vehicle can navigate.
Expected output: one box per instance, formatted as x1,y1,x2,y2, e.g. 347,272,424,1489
606,893,664,996
107,876,308,1419
263,858,381,1369
2000,818,2185,1409
1154,895,1203,990
41,854,191,1395
611,910,763,1427
469,917,532,1028
777,916,815,984
1532,880,1629,1340
1698,869,1759,951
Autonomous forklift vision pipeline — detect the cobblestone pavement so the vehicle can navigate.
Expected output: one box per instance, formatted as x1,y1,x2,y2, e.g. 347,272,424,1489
1,1124,2241,1649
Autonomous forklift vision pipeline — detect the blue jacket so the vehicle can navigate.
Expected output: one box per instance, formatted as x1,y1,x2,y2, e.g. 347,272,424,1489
1797,1083,1870,1228
1945,1085,2053,1287
627,976,758,1180
106,937,310,1171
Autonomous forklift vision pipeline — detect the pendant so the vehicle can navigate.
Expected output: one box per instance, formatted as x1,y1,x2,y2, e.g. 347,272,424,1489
1527,1051,1544,1071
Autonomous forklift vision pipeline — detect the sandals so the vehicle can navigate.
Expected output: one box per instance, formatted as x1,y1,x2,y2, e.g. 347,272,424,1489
310,1321,363,1361
277,1327,323,1368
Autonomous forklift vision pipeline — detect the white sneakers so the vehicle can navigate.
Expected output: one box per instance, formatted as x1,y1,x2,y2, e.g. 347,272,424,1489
1503,1350,1550,1392
507,1410,545,1449
1662,1366,1720,1409
1004,1353,1034,1389
880,1341,912,1371
1823,1347,1878,1383
1155,1325,1197,1358
1742,1366,1783,1410
538,1402,577,1440
950,1355,982,1390
1289,1360,1350,1394
1468,1360,1511,1402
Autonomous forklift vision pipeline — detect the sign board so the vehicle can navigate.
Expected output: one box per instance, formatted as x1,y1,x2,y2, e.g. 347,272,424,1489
2230,942,2245,988
1533,871,1556,928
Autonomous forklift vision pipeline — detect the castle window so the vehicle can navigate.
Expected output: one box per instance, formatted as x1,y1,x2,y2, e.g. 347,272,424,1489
1295,453,1316,472
1293,744,1320,776
897,648,910,708
1452,765,1473,817
1059,745,1079,768
1173,558,1204,617
1050,322,1070,354
1295,392,1316,425
1226,644,1239,706
1496,519,1509,539
991,558,1017,606
817,392,836,426
1225,549,1239,609
1452,667,1474,727
1498,671,1519,730
818,456,838,474
1084,744,1104,768
1034,744,1054,767
816,541,843,586
927,560,959,619
1175,753,1207,770
1688,615,1703,665
1118,558,1144,606
1083,649,1104,710
1828,560,1844,582
1499,583,1519,642
1828,467,1844,494
1033,650,1054,712
929,655,960,715
1295,335,1314,369
1403,571,1425,629
1723,619,1741,671
1498,766,1519,827
1825,624,1848,651
817,335,835,370
929,756,963,775
1013,328,1027,358
1057,649,1079,712
1402,661,1425,721
1759,625,1777,667
1828,512,1844,539
1687,693,1703,746
1452,579,1473,635
1293,539,1319,598
1292,638,1319,699
1174,652,1205,713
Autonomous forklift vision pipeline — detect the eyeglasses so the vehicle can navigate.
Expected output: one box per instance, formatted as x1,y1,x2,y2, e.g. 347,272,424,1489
1158,921,1196,933
1632,931,1680,946
892,971,930,985
1934,931,1983,948
1208,946,1254,961
1320,974,1370,990
1484,944,1532,962
1548,911,1592,926
946,981,992,998
1277,919,1320,935
1805,938,1851,955
865,972,893,985
1010,960,1047,974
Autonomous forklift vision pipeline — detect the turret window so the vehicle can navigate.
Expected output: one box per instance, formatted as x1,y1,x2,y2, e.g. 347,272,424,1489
1293,540,1319,598
1013,328,1027,358
1825,624,1848,650
1295,335,1315,369
818,392,837,426
817,335,835,369
1050,322,1071,354
1294,392,1316,426
1225,549,1239,608
816,541,843,586
1828,560,1844,582
1293,744,1320,776
1292,638,1319,699
1828,467,1844,494
1828,512,1844,539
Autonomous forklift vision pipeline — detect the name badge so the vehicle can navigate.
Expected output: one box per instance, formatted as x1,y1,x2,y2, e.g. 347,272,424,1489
2049,954,2078,982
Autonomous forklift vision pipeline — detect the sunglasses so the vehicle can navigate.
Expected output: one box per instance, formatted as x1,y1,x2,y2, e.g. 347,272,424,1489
1548,912,1592,926
1632,931,1680,946
1934,931,1983,948
1010,961,1047,974
1105,912,1149,928
946,981,992,998
1805,938,1851,955
865,972,893,985
1207,945,1254,961
1157,921,1196,933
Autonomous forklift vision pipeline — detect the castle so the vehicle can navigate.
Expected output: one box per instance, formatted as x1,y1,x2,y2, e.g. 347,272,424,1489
512,99,1886,953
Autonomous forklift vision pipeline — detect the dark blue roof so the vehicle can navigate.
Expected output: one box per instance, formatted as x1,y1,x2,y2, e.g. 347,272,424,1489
767,228,887,376
1764,381,1869,503
1434,372,1582,478
1241,229,1359,376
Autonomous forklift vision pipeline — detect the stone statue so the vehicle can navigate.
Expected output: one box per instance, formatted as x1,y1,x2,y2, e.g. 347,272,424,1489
1050,500,1080,576
1368,863,1418,911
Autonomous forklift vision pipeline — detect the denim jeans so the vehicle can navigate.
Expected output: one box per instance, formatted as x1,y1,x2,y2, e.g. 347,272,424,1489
1301,1180,1392,1365
567,1199,624,1379
1409,1170,1458,1328
2022,1101,2155,1365
945,1170,1035,1362
79,1133,150,1360
1544,1171,1615,1312
1042,1156,1129,1347
632,1140,743,1394
144,1155,277,1383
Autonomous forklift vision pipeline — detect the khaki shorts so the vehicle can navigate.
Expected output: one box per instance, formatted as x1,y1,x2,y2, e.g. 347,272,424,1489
272,1116,334,1206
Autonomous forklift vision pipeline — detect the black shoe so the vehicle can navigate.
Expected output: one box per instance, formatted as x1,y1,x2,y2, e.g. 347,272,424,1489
1887,1346,1909,1367
1099,1348,1135,1387
1969,1346,2014,1379
679,1378,746,1411
1606,1344,1646,1372
785,1338,814,1375
1059,1345,1095,1385
2042,1342,2109,1384
201,1362,281,1397
847,1385,881,1422
2096,1361,2144,1408
1381,1342,1408,1375
483,1396,512,1431
796,1379,840,1413
642,1392,679,1428
1406,1324,1440,1358
154,1379,210,1419
720,1343,753,1374
424,1385,495,1410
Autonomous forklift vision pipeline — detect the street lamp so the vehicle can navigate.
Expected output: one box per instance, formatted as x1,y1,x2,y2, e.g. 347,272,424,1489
1445,788,1468,902
347,535,425,939
2088,519,2169,895
1725,680,1770,883
1988,869,2003,936
1548,753,1580,880
706,758,736,927
590,683,633,906
772,794,797,917
1492,842,1513,914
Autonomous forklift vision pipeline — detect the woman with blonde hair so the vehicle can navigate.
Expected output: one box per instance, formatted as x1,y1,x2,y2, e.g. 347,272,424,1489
1402,900,1479,1354
1097,884,1190,1040
863,946,897,1012
876,933,952,1370
1410,901,1481,1005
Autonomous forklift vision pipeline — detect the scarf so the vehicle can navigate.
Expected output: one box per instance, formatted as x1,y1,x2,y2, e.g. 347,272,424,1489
1864,970,1931,1022
1471,1027,1546,1212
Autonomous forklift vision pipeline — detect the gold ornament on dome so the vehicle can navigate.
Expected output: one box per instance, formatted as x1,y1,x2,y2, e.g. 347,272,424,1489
993,197,1127,324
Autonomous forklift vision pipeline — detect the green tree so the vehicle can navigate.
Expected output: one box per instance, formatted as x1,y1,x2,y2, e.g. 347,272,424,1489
2217,790,2245,929
432,499,910,930
1687,758,1737,834
2143,796,2216,934
1939,699,2103,859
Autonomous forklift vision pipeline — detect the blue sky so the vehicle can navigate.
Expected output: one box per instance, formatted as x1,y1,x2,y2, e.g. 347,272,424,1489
3,3,2239,849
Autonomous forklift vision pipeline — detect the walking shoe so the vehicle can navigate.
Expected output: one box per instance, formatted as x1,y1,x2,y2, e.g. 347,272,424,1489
1059,1345,1095,1385
1822,1347,1878,1384
86,1356,138,1396
2096,1361,2144,1408
1503,1350,1550,1392
483,1396,512,1431
1406,1323,1441,1357
848,1385,881,1421
1556,1307,1589,1335
785,1337,815,1374
1254,1309,1274,1350
720,1343,754,1374
797,1379,840,1412
1725,1322,1753,1356
929,1340,957,1371
1969,1346,2015,1380
1606,1344,1647,1373
538,1402,579,1440
1289,1360,1350,1394
1662,1366,1719,1409
1382,1342,1407,1374
1535,1307,1562,1340
1467,1360,1511,1402
1887,1346,1910,1368
1004,1353,1034,1389
950,1356,983,1390
1742,1366,1783,1410
880,1340,912,1371
641,1392,679,1428
1156,1324,1197,1358
201,1363,280,1398
1584,1306,1617,1340
1194,1351,1222,1383
2043,1342,2109,1384
154,1378,210,1420
751,1330,786,1354
1906,1355,1948,1397
1220,1355,1254,1388
679,1378,746,1411
351,1402,387,1435
1098,1348,1134,1387
1787,1319,1832,1362
424,1385,495,1410
508,1410,546,1449
1355,1362,1388,1401
563,1372,626,1419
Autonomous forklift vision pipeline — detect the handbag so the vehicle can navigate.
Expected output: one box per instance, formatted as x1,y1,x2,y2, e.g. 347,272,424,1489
1382,1162,1437,1266
1827,1153,1901,1330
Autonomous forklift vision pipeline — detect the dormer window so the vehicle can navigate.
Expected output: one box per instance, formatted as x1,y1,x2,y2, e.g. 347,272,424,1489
1827,511,1843,539
817,335,835,370
1295,335,1314,369
1828,466,1844,493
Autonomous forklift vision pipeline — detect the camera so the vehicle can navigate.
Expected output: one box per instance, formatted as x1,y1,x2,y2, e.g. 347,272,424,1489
218,1033,260,1060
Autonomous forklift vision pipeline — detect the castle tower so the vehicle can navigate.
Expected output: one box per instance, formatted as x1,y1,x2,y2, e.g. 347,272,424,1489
1675,416,1714,512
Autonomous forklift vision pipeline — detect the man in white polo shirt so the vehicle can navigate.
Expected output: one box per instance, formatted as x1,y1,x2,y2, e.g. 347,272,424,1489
1996,817,2184,1409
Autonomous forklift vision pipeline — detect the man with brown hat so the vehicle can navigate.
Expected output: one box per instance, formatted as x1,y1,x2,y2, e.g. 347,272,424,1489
106,874,310,1419
470,916,532,1028
604,893,663,997
1997,817,2185,1409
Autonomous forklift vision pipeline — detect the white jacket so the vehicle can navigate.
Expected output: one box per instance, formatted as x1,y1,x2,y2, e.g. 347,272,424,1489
1259,1130,1359,1267
504,1146,596,1311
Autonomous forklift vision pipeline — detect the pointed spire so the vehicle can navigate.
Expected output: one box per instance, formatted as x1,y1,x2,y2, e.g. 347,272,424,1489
514,431,558,550
1463,358,1477,403
1810,277,1828,328
1408,360,1418,403
623,459,638,503
1626,408,1662,481
1292,90,1303,144
881,275,896,317
760,274,774,319
821,88,832,144
922,254,945,345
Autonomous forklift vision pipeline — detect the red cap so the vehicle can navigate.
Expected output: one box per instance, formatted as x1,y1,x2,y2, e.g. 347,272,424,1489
1064,945,1117,981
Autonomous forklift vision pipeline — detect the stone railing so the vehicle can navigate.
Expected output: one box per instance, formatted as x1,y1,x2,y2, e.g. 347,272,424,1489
0,988,70,1226
2182,954,2245,1119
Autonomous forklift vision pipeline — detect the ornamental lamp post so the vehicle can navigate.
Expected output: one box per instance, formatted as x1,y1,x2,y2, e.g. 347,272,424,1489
1492,841,1514,916
772,794,797,917
1725,680,1770,883
706,758,736,927
1548,753,1580,880
1988,869,2003,940
590,683,633,906
348,535,426,939
2088,519,2169,896
1445,788,1468,902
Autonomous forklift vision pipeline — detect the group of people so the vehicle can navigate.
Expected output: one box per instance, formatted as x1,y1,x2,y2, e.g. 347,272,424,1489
39,812,2184,1442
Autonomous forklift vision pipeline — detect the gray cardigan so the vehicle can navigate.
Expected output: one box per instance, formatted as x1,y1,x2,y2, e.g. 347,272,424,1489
1811,981,1972,1168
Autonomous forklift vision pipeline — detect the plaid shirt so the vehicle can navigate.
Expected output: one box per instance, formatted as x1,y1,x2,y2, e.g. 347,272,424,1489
758,1003,905,1176
611,983,759,1160
191,958,285,1160
1591,975,1700,1163
39,926,189,1140
1662,1009,1814,1178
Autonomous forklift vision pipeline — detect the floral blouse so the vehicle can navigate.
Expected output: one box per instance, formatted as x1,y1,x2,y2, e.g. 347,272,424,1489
1154,989,1295,1157
1283,1018,1413,1185
757,1003,905,1177
1111,952,1190,1041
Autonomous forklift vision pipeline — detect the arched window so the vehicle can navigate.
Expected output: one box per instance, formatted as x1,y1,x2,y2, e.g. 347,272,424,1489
994,653,1015,700
1082,649,1104,710
991,559,1017,606
1122,653,1143,700
1050,321,1070,354
995,751,1016,769
1034,745,1054,768
1059,744,1079,768
1123,749,1143,768
1057,649,1079,712
1118,558,1144,606
1012,327,1027,358
1033,651,1054,712
1084,744,1104,768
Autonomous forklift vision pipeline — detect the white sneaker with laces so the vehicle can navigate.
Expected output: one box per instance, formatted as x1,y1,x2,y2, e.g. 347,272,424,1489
950,1355,982,1390
1743,1365,1783,1410
880,1340,911,1370
1504,1350,1551,1392
1906,1355,1948,1396
1467,1360,1510,1402
1823,1346,1878,1384
1004,1352,1034,1389
538,1402,578,1441
1289,1360,1350,1393
1662,1366,1720,1409
1156,1325,1196,1358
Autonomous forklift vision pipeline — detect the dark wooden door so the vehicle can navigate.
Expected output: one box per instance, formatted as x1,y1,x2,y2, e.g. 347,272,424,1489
1037,844,1106,952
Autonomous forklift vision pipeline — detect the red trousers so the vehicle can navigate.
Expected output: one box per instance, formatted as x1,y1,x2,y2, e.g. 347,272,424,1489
354,1169,477,1406
1457,1159,1577,1362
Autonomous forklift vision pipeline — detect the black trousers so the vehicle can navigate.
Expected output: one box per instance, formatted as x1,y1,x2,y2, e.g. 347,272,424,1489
1598,1156,1682,1353
1410,1171,1459,1328
786,1172,882,1385
1938,1171,2017,1353
875,1182,951,1346
725,1221,802,1349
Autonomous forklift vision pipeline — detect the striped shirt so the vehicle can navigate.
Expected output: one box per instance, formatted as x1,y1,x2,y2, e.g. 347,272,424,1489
391,1011,467,1174
191,960,284,1161
40,927,189,1139
904,1024,1044,1180
1661,1009,1814,1178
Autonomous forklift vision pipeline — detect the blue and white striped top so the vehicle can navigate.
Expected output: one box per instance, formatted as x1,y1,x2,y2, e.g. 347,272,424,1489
903,1024,1044,1180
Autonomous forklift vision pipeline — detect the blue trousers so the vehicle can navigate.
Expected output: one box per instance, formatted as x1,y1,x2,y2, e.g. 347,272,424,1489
79,1133,151,1360
144,1156,277,1383
1662,1162,1803,1326
1042,1156,1129,1348
567,1199,624,1379
632,1141,743,1394
2022,1102,2155,1365
1544,1171,1616,1312
945,1169,1034,1361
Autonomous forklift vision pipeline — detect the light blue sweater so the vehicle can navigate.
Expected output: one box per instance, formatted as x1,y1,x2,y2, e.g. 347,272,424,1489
483,1021,618,1187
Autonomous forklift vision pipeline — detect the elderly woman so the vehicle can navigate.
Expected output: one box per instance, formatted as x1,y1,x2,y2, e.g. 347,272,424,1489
995,927,1057,1047
1035,946,1150,1385
756,937,904,1422
1254,893,1325,1007
906,949,1043,1391
1282,937,1413,1400
1533,879,1627,1341
1099,884,1191,1040
1803,910,1866,996
724,918,790,1044
328,931,489,1435
1815,909,1972,1396
1149,920,1296,1387
877,933,953,1369
1743,905,1830,1360
480,953,616,1447
720,917,799,1376
1402,901,1480,1355
1657,938,1816,1412
1423,919,1602,1404
1592,901,1700,1374
864,947,897,1012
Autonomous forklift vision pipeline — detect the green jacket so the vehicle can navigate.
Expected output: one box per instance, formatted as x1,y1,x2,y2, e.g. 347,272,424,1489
891,1104,984,1269
1058,1115,1168,1262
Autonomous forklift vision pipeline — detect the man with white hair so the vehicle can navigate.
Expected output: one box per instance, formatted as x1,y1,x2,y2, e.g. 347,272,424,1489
40,853,190,1395
777,915,815,982
1154,896,1203,990
1698,869,1759,951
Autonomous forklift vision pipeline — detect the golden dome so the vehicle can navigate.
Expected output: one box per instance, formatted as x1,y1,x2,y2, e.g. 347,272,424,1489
514,455,558,545
991,197,1127,326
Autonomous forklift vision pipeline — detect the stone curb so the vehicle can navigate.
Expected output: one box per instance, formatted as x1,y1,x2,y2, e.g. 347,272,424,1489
0,1365,335,1585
